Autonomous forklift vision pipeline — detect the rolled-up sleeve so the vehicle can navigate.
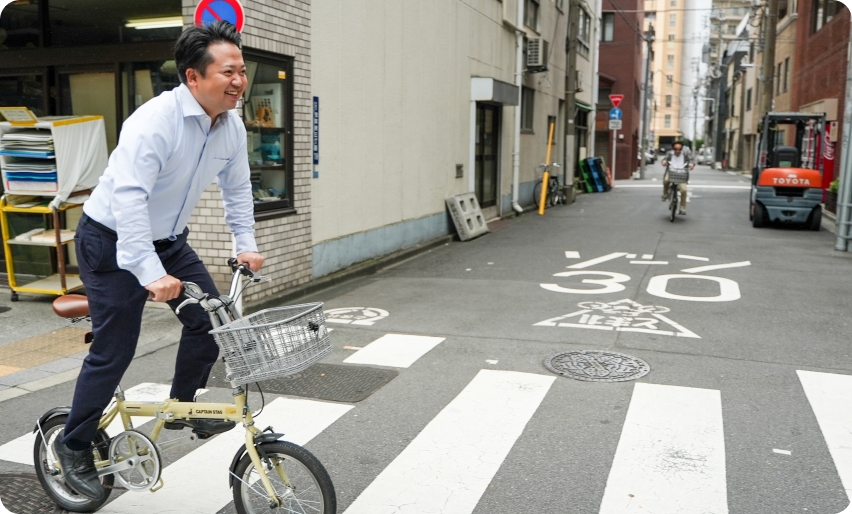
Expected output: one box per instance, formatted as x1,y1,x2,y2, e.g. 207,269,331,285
110,112,173,286
217,125,258,255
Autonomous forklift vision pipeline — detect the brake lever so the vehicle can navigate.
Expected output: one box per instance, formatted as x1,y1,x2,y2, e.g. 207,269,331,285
251,275,272,284
175,297,200,315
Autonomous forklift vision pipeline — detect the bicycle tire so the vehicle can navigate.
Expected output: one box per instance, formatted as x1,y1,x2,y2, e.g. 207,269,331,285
670,192,677,222
33,414,114,513
533,181,543,209
548,179,559,206
233,441,336,514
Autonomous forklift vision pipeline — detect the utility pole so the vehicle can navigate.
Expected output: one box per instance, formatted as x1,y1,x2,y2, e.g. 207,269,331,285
564,0,580,201
639,24,655,180
760,0,778,115
835,21,852,252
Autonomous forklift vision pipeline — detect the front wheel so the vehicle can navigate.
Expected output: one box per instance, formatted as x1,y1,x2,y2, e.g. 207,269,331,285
33,414,113,513
233,441,336,514
808,205,822,231
669,192,677,222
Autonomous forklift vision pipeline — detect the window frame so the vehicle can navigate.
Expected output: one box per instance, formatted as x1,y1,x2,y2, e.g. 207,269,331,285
665,94,672,108
601,13,615,42
241,48,297,220
525,0,541,32
746,87,752,111
521,86,535,133
666,74,673,87
783,57,789,93
577,8,591,59
664,114,672,128
669,13,676,27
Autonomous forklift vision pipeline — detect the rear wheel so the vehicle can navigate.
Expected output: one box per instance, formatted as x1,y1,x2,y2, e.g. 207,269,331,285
33,414,113,513
752,202,767,228
233,441,335,514
548,179,559,206
808,205,822,231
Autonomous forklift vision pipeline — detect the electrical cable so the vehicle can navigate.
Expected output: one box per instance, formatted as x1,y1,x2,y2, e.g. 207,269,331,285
252,382,265,418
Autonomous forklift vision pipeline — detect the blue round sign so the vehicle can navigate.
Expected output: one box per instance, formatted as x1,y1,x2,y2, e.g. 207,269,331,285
195,0,245,32
609,108,623,120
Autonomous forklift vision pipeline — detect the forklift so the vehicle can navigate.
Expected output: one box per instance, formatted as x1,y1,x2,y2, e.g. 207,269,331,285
750,112,827,230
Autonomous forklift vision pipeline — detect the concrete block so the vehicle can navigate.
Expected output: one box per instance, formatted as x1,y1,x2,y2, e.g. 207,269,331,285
446,193,489,242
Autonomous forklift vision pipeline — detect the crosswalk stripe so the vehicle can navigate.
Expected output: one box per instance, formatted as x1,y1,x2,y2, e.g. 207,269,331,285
797,370,852,505
99,397,352,513
0,383,173,466
598,383,728,514
342,333,445,368
342,369,555,514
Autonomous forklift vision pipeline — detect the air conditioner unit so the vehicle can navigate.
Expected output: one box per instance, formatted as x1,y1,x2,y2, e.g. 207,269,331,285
575,70,585,92
527,38,549,73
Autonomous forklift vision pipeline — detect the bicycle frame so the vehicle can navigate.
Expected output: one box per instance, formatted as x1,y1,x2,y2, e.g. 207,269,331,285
87,262,289,506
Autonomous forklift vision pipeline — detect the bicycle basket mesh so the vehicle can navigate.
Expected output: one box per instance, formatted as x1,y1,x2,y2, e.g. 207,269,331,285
668,169,689,184
209,302,331,385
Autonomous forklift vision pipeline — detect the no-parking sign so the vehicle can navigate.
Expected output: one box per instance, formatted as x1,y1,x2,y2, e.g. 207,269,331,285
194,0,245,32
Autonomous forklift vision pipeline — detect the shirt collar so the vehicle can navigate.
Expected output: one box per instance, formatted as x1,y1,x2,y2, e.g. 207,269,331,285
176,84,233,128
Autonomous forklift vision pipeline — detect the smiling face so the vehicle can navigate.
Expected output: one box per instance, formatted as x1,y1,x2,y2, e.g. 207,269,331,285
185,42,246,119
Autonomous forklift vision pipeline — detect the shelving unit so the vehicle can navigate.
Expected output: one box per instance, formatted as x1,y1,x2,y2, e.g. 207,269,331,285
0,197,84,300
0,114,107,300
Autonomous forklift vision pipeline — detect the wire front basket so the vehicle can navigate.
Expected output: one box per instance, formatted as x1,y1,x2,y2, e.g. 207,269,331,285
210,302,331,385
668,168,689,184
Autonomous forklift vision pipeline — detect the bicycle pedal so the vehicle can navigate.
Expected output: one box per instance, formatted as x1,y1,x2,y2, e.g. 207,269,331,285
193,431,215,439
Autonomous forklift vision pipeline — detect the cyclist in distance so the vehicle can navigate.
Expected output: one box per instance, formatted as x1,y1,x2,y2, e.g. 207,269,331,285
661,141,695,215
54,21,264,501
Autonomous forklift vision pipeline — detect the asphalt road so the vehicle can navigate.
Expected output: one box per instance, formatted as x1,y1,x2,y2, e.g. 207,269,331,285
2,163,852,514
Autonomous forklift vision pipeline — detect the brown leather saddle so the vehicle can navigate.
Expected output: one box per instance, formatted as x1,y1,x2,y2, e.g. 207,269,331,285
52,294,90,318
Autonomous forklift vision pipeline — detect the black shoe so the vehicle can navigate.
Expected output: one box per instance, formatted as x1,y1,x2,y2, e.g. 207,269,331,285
52,431,107,501
163,418,236,435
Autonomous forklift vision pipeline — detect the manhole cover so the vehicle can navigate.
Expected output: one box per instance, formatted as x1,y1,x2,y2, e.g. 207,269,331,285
0,473,65,513
206,361,397,403
544,351,650,382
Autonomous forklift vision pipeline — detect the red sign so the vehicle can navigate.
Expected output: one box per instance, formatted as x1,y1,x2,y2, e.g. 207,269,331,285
609,94,624,108
195,0,245,32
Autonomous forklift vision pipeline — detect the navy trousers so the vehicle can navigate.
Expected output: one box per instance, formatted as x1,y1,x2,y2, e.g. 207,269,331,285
62,215,221,446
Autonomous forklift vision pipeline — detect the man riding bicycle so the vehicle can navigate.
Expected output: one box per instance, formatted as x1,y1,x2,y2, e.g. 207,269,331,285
661,141,695,215
54,21,264,501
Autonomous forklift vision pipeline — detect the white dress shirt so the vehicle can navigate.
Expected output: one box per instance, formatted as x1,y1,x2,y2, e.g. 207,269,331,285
84,84,257,287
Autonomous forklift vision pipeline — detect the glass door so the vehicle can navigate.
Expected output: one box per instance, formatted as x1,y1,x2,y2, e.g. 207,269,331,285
475,103,499,208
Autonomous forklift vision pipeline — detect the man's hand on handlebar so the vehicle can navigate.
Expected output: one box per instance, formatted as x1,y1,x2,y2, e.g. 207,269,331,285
145,275,183,302
237,251,265,272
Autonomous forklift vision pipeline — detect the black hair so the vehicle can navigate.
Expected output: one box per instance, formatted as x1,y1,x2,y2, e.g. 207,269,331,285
672,141,684,149
174,21,242,85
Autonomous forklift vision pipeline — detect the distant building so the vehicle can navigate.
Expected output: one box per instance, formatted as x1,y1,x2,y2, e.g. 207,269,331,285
597,0,644,179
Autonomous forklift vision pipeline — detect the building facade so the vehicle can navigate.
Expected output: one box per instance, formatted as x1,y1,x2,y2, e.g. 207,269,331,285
596,0,643,179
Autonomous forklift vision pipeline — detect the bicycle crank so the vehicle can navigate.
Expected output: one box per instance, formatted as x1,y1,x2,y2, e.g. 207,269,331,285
105,430,163,492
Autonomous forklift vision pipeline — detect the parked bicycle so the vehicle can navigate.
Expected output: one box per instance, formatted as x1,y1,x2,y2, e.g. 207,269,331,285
534,163,563,209
35,259,335,513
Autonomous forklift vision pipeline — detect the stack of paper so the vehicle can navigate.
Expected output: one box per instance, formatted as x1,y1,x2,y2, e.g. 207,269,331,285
0,130,55,158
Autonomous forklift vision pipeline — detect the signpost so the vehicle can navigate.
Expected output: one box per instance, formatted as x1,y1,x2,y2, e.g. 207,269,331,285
608,98,624,182
194,0,245,32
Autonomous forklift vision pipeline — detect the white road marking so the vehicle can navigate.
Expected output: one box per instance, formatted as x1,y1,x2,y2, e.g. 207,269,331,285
626,254,637,259
100,397,352,514
565,251,581,259
678,254,709,261
343,334,446,368
798,370,852,508
641,254,653,259
567,252,629,269
342,370,554,514
599,383,727,514
0,383,173,465
486,359,499,364
681,261,751,274
773,449,792,455
629,260,669,265
727,171,737,176
647,274,742,302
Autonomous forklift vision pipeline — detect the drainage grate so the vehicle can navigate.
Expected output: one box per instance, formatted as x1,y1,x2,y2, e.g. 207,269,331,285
0,473,65,514
544,351,650,382
206,361,398,403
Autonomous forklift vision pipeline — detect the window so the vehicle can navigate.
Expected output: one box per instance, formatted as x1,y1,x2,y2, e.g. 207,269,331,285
577,9,591,58
49,0,182,47
726,24,738,35
783,57,790,93
242,53,296,216
776,62,782,95
779,0,789,18
602,13,615,41
667,54,675,69
669,14,677,27
666,74,673,86
812,0,839,32
668,34,675,41
525,0,540,31
746,88,752,110
665,114,672,128
598,86,612,106
670,0,677,5
521,87,535,132
665,94,672,107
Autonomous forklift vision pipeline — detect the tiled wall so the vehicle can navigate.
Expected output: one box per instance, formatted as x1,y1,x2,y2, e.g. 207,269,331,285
181,0,313,305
